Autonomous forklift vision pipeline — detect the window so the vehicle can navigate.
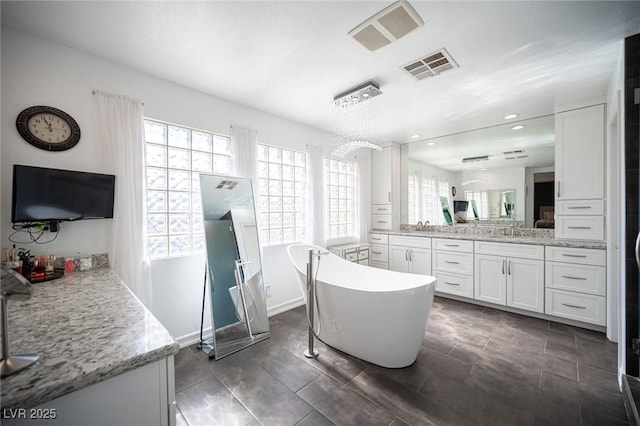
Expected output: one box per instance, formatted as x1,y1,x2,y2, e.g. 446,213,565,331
408,173,436,225
324,158,356,239
256,144,307,246
144,119,232,258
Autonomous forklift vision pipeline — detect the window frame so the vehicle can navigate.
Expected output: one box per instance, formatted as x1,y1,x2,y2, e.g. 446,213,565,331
256,143,308,247
324,157,357,240
143,118,232,259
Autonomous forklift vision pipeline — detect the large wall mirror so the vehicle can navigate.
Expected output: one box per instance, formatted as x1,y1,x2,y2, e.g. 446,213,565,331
200,174,270,359
405,114,556,228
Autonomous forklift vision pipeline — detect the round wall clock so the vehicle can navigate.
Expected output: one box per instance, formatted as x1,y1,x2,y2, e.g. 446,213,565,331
16,106,81,151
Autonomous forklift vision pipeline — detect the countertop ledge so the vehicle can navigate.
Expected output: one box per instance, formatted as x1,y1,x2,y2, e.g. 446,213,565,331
0,267,180,410
371,230,606,250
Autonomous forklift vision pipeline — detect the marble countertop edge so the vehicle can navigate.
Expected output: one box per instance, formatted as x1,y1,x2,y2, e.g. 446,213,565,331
370,229,606,250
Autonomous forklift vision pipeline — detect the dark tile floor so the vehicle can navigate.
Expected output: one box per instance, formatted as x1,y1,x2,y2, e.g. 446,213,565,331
174,296,628,426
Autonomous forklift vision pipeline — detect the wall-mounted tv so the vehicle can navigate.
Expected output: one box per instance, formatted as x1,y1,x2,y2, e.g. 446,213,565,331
12,165,116,223
453,200,469,213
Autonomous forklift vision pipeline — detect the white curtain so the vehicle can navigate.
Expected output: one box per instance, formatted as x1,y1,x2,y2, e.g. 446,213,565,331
231,125,258,182
307,145,326,247
93,90,151,307
356,153,371,243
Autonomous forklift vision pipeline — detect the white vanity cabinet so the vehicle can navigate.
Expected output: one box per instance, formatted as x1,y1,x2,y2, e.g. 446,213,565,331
432,238,474,298
371,145,400,230
389,235,431,275
544,246,606,326
474,242,545,313
369,233,389,269
555,104,606,241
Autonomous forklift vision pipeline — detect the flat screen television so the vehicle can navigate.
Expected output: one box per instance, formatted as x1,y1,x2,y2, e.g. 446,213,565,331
12,165,116,223
453,200,469,213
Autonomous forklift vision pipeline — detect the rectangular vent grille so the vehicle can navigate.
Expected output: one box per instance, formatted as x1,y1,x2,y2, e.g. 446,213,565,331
503,149,528,160
402,48,458,81
462,155,489,163
349,0,424,51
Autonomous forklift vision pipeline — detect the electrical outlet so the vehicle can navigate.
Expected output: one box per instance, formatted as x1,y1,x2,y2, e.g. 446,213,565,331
265,284,272,299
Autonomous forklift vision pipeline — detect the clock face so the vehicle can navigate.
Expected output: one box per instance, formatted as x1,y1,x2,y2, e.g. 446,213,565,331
27,113,72,144
16,106,81,151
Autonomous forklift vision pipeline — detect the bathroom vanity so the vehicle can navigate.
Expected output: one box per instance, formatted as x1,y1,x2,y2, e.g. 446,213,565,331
370,229,606,330
0,267,180,426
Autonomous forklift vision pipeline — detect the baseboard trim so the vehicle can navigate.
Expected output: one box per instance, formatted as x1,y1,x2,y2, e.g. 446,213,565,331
622,374,640,426
174,297,305,348
176,328,212,348
267,297,305,317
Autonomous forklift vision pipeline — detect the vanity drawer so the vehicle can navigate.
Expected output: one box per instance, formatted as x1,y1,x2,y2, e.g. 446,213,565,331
545,288,606,326
546,262,606,296
357,248,369,260
432,238,474,253
370,245,388,262
389,235,431,249
370,261,388,270
545,246,606,266
345,252,358,262
474,241,544,260
434,272,474,298
433,251,473,275
369,233,389,244
555,216,605,241
556,199,604,216
372,204,392,214
372,214,392,230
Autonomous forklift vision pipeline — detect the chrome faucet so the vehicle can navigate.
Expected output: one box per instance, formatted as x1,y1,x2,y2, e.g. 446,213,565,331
510,219,518,237
416,221,423,231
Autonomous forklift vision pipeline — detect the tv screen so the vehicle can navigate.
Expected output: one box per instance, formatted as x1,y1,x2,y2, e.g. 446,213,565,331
453,200,469,213
12,165,115,223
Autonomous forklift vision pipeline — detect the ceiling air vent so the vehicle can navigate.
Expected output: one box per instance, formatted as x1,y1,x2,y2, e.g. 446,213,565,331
349,0,424,51
402,48,458,81
503,149,528,160
462,155,489,163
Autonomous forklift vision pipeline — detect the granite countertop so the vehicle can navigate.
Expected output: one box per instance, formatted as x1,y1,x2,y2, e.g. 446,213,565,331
0,267,180,410
372,229,607,250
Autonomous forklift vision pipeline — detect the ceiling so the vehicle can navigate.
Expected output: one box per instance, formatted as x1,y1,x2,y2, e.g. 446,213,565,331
3,1,640,167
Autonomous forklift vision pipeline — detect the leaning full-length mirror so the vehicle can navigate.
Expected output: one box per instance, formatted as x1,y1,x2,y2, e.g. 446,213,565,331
200,174,270,359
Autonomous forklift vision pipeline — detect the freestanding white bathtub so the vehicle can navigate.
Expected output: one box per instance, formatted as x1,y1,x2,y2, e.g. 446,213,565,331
286,243,435,368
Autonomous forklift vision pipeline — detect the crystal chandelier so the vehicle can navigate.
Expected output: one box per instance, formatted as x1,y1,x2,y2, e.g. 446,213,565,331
331,81,383,157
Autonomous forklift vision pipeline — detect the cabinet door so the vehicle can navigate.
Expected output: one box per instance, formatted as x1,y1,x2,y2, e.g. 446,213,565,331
372,148,392,205
555,104,605,200
474,254,506,305
408,248,431,275
506,258,544,313
389,246,409,273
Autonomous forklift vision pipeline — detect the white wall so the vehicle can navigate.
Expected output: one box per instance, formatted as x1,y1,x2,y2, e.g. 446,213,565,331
1,27,361,344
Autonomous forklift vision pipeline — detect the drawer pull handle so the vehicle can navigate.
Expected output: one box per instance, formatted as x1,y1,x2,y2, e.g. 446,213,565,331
444,260,460,264
444,281,460,286
444,244,460,247
561,303,587,310
378,221,388,224
567,226,592,230
561,275,587,280
372,251,382,255
567,206,591,209
561,254,587,258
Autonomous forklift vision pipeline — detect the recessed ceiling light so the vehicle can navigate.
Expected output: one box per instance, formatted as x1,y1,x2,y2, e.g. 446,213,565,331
426,141,436,146
411,134,421,139
511,125,525,130
504,113,519,120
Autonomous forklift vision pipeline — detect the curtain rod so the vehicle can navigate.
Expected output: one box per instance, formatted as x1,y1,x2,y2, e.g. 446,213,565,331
92,89,144,106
